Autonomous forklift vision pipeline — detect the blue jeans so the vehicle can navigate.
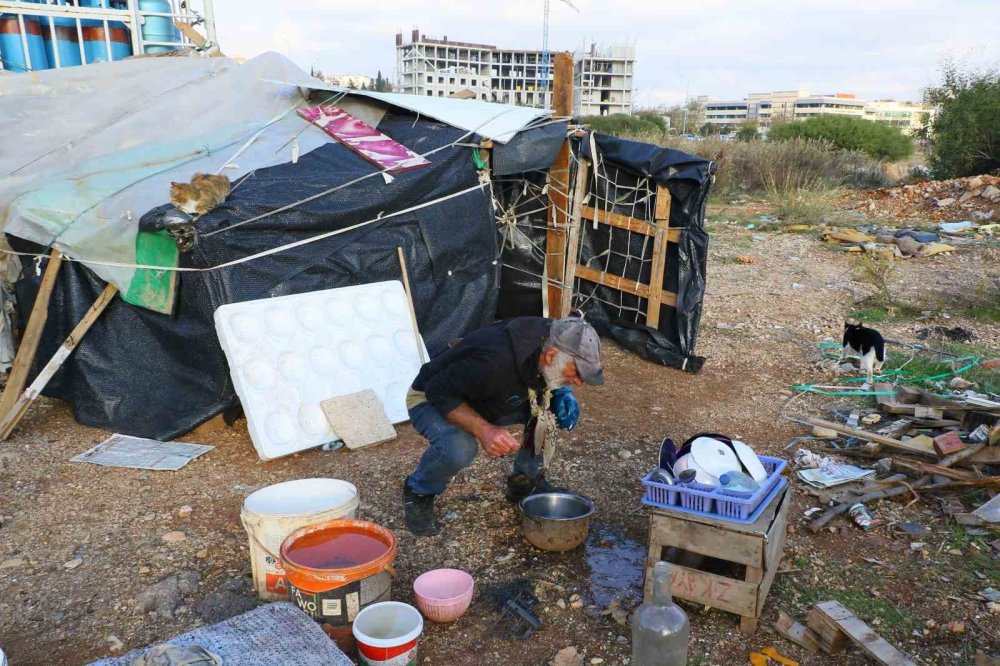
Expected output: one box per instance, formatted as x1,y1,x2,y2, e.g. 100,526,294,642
406,402,541,496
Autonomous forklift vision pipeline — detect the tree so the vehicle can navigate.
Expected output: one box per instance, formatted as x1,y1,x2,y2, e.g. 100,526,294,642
373,70,393,93
924,62,1000,178
769,114,913,161
699,122,720,137
735,121,759,142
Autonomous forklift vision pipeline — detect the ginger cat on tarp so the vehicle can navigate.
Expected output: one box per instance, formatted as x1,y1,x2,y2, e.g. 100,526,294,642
169,173,231,216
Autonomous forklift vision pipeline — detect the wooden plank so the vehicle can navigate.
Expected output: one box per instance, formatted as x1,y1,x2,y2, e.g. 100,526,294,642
742,565,764,632
580,205,682,241
803,417,932,455
645,186,673,329
650,513,763,567
0,283,117,441
0,250,63,422
764,487,790,570
544,52,574,318
814,601,917,665
560,157,590,317
775,613,819,652
574,265,678,307
666,562,759,617
642,540,662,601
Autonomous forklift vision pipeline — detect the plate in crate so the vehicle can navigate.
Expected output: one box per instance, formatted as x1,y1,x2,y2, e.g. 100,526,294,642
641,455,788,524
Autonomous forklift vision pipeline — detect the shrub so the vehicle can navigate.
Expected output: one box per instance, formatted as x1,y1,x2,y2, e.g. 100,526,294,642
769,115,914,161
924,62,1000,178
735,124,759,142
580,113,666,137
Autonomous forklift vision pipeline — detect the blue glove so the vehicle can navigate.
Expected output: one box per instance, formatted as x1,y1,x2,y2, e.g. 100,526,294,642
550,387,580,430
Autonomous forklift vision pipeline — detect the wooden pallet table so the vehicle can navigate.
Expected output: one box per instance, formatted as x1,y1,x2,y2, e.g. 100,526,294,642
643,486,791,633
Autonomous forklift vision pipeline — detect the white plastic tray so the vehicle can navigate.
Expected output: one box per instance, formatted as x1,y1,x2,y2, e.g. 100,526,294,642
214,281,426,461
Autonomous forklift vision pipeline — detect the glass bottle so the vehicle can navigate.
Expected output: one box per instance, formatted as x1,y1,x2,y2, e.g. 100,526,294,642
631,561,690,665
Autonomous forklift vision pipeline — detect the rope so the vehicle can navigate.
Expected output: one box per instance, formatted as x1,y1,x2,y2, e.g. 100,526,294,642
0,183,487,273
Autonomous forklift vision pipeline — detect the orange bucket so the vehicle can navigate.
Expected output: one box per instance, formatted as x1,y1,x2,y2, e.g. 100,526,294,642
280,520,398,654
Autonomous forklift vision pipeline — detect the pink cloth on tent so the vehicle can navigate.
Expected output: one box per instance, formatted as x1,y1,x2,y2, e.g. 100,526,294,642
298,106,431,174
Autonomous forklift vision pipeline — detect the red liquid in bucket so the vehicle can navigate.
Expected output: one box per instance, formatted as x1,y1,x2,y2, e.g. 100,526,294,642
284,530,390,569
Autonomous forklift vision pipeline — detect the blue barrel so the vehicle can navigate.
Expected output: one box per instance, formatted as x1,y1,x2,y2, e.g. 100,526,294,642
77,0,132,63
0,13,49,72
137,0,178,53
39,0,83,68
82,21,131,62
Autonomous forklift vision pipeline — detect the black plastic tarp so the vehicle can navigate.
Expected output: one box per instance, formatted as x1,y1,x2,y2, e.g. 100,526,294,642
11,110,511,439
498,132,714,372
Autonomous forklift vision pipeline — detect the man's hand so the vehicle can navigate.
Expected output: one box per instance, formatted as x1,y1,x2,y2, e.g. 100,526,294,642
478,424,520,457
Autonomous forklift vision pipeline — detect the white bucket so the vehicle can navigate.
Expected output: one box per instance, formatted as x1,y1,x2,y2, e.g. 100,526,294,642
352,601,423,666
241,478,360,601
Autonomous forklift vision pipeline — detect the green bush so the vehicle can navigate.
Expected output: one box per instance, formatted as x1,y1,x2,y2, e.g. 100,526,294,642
735,124,759,142
925,63,1000,178
580,113,666,137
769,115,913,161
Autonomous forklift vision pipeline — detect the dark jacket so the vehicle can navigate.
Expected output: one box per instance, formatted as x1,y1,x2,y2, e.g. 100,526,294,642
413,317,552,422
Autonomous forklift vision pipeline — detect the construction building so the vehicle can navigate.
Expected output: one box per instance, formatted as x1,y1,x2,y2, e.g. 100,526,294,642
703,90,931,135
394,29,634,115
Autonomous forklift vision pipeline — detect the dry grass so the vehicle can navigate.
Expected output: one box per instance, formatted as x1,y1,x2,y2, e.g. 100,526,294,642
617,132,891,196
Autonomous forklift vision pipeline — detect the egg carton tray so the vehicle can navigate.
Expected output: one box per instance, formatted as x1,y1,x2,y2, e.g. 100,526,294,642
641,456,788,523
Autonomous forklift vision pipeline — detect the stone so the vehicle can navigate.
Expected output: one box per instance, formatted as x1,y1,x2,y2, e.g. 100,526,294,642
0,558,26,570
195,549,209,559
590,659,604,665
936,198,955,207
196,575,259,624
552,646,584,666
177,505,193,518
618,450,632,460
136,571,201,618
556,599,567,609
162,531,187,543
63,558,83,570
106,635,125,652
981,185,1000,201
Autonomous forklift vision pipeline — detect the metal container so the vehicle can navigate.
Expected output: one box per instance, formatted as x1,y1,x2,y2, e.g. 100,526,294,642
520,492,595,552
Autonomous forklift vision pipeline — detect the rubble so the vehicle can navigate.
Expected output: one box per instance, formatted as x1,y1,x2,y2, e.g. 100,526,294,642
856,174,1000,221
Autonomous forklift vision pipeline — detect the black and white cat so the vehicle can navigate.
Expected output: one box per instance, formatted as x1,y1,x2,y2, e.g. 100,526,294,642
839,322,886,386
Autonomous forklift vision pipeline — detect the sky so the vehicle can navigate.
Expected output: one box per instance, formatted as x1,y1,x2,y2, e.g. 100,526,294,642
212,0,999,107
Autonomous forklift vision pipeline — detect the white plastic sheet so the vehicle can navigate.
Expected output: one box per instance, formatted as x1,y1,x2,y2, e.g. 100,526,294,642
0,53,550,306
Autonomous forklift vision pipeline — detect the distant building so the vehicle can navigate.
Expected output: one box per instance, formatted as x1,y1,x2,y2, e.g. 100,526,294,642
703,90,931,135
394,29,634,115
864,100,932,135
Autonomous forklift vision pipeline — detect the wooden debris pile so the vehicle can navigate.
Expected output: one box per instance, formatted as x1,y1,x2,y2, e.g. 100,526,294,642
794,381,1000,532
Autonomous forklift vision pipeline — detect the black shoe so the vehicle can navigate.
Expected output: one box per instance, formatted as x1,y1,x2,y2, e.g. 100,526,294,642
403,482,440,536
505,472,561,503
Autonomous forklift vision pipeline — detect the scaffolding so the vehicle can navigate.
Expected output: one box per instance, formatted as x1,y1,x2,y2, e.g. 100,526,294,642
0,0,215,73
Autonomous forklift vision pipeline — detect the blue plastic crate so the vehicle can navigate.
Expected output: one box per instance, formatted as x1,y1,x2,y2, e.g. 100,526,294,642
641,455,788,524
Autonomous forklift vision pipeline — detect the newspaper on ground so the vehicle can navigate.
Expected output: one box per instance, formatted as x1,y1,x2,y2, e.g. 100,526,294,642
71,434,213,471
797,463,876,489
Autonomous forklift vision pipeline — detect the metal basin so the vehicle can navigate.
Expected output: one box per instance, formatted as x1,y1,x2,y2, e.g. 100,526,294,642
520,492,595,552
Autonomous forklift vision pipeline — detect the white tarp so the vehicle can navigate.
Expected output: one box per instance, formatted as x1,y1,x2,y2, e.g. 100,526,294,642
0,52,548,305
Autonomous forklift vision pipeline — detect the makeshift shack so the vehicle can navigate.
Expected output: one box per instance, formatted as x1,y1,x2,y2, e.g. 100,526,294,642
0,52,714,441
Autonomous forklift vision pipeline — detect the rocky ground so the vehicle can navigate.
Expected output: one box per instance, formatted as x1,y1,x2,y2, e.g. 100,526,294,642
1,199,998,666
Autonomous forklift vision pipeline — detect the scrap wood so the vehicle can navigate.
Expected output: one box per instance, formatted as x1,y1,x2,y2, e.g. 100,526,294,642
923,477,1000,493
809,477,932,532
811,601,917,665
0,283,118,441
775,612,819,653
890,458,978,482
802,417,932,455
938,442,985,468
806,603,852,653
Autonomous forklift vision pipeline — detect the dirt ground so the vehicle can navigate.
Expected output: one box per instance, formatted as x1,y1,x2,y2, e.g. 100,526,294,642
1,203,998,666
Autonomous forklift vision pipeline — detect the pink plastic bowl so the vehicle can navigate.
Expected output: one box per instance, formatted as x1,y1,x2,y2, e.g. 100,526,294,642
412,568,474,623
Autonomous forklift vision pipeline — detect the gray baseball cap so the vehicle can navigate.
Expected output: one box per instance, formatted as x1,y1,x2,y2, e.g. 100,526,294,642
550,316,604,385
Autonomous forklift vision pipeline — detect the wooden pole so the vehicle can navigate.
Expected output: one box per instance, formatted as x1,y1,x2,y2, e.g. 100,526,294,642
0,283,118,441
559,156,589,317
544,51,574,319
803,417,931,455
396,247,426,365
0,250,63,421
